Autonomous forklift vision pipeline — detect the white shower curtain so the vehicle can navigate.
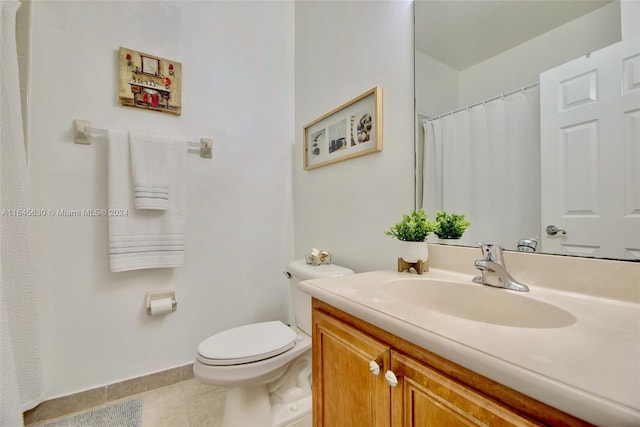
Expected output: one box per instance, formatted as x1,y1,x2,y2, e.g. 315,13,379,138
422,87,541,249
1,0,43,424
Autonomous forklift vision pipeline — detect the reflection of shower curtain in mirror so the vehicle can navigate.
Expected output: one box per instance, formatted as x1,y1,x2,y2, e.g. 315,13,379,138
422,87,541,249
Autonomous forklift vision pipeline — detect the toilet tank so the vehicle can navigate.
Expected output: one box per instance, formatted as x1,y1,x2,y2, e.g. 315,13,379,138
286,259,354,335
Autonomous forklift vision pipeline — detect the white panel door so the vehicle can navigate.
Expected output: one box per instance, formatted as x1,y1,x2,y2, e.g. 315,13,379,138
540,36,640,259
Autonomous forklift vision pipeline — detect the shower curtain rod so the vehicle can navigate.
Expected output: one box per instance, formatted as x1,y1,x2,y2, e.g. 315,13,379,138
423,82,539,123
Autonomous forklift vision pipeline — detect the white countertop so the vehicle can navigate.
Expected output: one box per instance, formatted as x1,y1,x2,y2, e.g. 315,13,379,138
299,269,640,426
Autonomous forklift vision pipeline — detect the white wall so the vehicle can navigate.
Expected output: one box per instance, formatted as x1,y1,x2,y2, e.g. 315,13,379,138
28,1,294,398
459,1,621,106
293,1,415,273
415,2,622,118
415,50,458,118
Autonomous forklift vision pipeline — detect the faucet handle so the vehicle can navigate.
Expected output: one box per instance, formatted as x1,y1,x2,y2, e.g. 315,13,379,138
479,242,504,264
517,237,538,252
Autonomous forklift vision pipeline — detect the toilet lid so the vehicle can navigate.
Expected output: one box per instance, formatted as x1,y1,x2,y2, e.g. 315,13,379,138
197,321,297,366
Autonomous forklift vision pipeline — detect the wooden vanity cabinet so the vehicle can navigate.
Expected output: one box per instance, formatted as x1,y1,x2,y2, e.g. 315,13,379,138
390,351,539,426
312,299,592,427
313,307,391,427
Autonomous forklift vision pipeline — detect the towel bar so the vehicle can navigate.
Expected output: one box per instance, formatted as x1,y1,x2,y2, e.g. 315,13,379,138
73,119,212,159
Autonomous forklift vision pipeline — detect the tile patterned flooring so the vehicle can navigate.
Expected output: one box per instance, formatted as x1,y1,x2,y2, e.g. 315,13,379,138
26,379,312,427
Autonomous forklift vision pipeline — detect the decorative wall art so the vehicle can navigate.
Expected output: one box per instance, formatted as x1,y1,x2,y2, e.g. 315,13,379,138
118,47,182,116
303,86,382,170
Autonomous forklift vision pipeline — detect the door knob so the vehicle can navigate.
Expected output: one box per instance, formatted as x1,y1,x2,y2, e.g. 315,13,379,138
369,360,381,376
384,370,399,387
545,225,567,235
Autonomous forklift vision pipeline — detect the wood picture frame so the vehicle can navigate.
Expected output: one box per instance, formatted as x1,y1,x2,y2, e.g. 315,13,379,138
303,86,382,170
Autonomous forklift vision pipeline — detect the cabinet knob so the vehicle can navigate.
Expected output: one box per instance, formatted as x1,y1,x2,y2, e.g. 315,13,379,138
385,370,399,387
369,360,381,376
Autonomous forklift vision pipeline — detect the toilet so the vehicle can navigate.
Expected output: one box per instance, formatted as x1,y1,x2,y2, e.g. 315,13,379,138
194,259,354,427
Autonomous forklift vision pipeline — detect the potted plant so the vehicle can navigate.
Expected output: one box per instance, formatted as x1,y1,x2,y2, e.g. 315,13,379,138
385,209,435,263
434,211,471,240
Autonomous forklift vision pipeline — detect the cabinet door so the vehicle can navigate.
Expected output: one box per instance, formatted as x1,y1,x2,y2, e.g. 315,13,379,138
313,309,391,427
391,351,541,426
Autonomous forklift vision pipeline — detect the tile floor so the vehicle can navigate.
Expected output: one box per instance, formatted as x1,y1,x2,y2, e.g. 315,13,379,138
26,379,312,427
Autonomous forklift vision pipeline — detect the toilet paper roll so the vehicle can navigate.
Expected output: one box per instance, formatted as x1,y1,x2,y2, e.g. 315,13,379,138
149,298,174,315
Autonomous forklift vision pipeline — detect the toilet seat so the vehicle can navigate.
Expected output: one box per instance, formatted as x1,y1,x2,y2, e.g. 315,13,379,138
197,321,298,366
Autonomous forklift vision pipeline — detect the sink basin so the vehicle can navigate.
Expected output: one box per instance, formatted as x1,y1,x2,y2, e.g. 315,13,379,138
383,278,576,328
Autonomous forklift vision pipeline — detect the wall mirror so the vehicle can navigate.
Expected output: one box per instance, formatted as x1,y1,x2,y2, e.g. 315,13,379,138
415,0,639,261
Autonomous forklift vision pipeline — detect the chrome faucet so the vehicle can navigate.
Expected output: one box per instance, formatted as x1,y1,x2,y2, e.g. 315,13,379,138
472,243,529,292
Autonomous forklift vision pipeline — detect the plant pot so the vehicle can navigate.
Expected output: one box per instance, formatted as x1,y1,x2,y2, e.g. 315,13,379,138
436,237,461,245
399,241,429,263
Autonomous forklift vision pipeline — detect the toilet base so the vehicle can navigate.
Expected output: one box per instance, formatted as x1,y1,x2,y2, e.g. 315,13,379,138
271,395,312,427
222,385,272,427
218,350,312,427
221,386,312,427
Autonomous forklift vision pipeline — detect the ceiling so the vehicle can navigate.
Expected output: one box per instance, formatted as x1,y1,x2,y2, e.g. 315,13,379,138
415,0,615,71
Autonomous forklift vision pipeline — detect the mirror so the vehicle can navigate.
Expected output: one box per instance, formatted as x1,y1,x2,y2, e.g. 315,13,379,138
415,0,639,260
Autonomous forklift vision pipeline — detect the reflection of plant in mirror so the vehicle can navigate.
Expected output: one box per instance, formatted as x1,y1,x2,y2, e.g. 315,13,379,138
434,211,471,239
385,209,435,242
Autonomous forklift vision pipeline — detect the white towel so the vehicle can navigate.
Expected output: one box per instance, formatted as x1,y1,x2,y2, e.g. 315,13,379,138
108,129,187,272
129,131,170,210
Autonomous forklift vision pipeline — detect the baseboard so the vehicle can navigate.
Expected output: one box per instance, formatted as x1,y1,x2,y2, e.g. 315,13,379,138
23,363,194,425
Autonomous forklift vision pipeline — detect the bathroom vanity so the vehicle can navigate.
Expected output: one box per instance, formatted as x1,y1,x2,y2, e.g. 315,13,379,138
312,300,584,426
298,251,640,427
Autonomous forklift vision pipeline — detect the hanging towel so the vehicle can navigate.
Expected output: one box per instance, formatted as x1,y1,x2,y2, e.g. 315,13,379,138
107,129,187,272
129,131,170,210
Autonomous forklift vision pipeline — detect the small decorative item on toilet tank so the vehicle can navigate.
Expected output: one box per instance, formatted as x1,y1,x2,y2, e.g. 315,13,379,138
305,248,331,265
385,209,435,263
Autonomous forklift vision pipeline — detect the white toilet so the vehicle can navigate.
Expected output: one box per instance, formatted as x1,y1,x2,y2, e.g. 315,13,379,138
194,259,354,427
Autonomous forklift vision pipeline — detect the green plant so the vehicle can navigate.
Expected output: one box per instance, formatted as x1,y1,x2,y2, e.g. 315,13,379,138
434,211,471,239
384,209,435,242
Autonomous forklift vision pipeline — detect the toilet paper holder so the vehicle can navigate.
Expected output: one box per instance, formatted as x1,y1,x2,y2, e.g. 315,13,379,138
145,290,177,315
